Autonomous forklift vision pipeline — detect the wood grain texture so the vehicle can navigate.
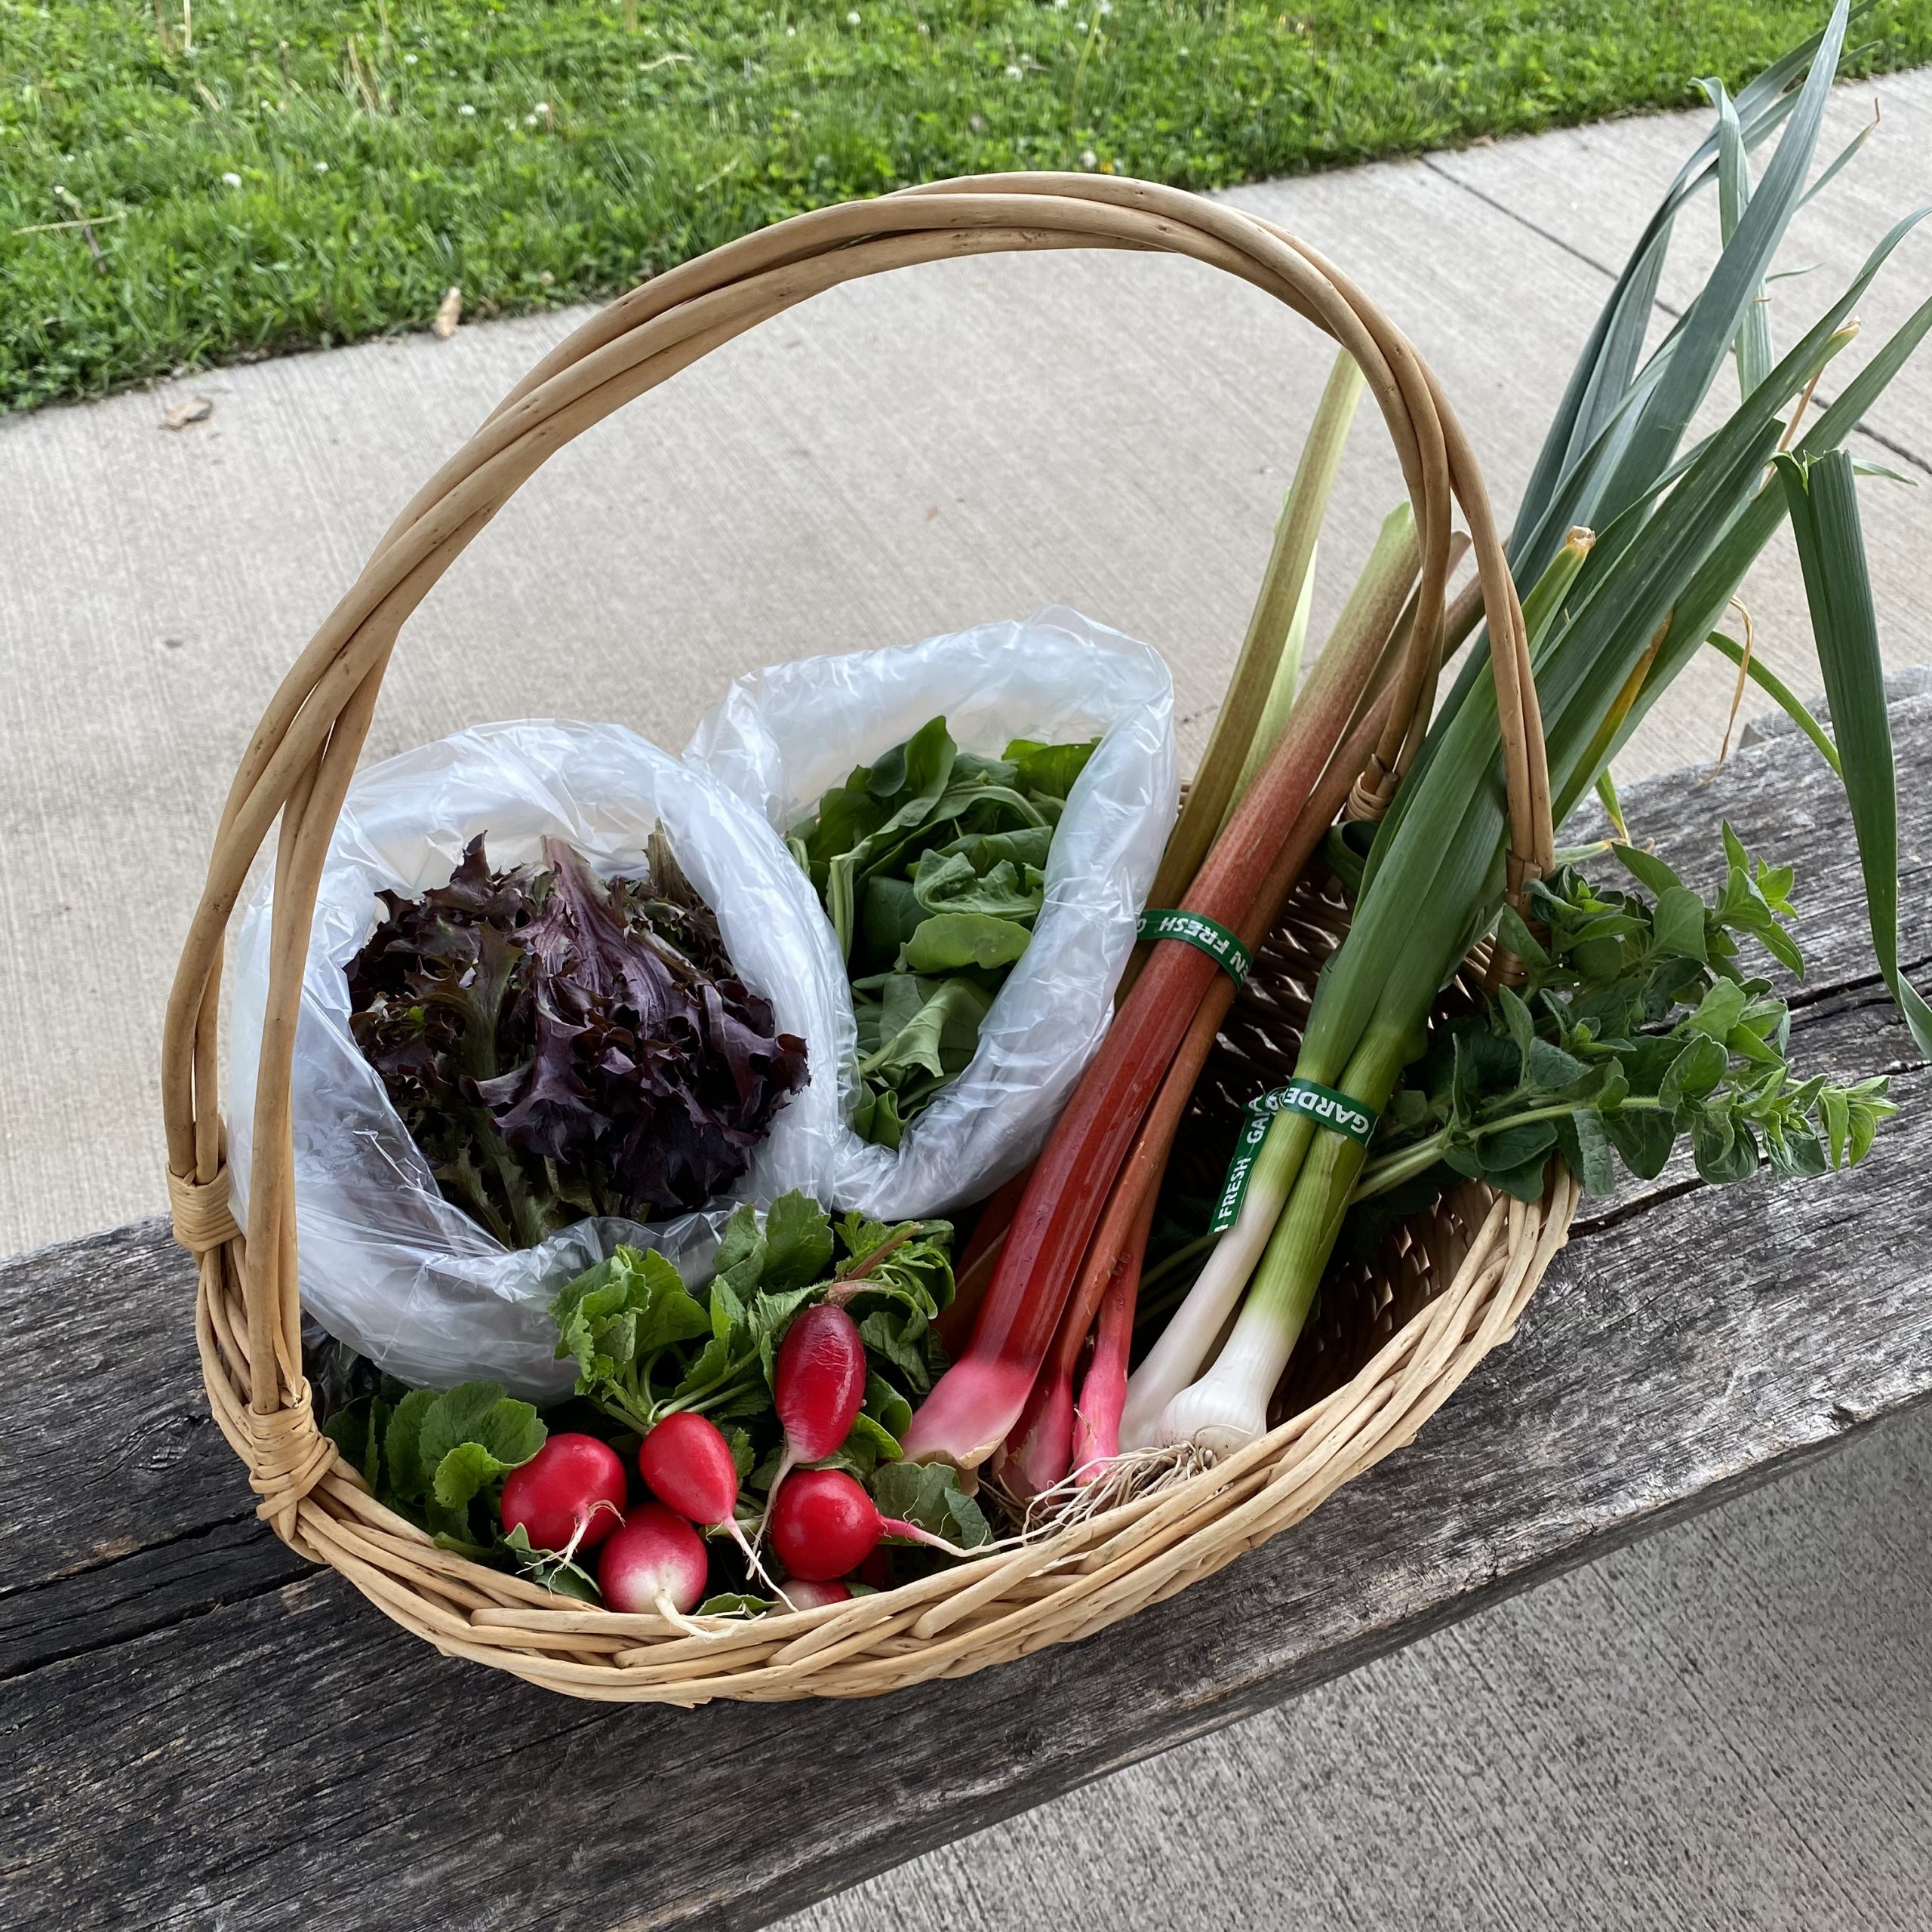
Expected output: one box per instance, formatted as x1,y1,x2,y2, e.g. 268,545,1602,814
1,700,1927,1932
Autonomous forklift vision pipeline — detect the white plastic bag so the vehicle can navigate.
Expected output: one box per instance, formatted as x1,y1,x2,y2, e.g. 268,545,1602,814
686,607,1178,1220
227,720,851,1399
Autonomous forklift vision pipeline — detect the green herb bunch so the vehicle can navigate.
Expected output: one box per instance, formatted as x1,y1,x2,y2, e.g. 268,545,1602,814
1352,827,1895,1225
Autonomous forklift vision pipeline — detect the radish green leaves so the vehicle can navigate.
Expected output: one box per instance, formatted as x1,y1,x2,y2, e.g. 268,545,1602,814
321,1380,546,1546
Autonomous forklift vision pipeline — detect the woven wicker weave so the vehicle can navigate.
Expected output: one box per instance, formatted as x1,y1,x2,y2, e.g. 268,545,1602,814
162,176,1575,1704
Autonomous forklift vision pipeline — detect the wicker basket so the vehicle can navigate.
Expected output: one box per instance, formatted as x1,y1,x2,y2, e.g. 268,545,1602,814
162,175,1576,1704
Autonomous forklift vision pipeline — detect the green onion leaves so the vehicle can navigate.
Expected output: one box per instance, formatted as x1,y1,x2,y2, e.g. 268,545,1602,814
1777,449,1932,1056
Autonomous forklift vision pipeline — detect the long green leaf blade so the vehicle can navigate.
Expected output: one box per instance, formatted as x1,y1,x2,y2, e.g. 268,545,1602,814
1776,450,1932,1054
1509,7,1860,552
1703,631,1842,777
1591,2,1846,537
1703,77,1775,396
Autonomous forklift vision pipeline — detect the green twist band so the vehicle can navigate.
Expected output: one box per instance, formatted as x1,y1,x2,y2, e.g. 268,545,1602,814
1136,907,1251,983
1209,1079,1381,1232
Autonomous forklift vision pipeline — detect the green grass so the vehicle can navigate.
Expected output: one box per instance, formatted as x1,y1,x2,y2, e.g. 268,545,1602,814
3,2,1928,412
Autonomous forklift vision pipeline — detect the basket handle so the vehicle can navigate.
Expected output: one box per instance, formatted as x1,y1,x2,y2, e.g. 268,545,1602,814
160,174,1553,1475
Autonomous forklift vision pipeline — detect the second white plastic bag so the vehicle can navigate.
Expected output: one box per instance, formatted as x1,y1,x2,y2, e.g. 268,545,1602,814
686,606,1178,1221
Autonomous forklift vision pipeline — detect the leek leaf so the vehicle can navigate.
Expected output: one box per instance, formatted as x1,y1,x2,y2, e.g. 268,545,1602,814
1701,76,1774,397
1703,631,1842,777
1775,449,1932,1056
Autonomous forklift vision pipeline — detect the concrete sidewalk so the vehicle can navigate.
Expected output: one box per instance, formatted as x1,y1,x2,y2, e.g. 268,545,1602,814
3,69,1929,1932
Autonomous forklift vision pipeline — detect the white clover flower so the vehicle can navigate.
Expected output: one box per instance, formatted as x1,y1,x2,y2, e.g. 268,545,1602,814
222,171,242,187
848,8,860,21
314,160,328,172
1080,148,1097,168
404,52,418,64
458,102,475,115
1005,63,1021,78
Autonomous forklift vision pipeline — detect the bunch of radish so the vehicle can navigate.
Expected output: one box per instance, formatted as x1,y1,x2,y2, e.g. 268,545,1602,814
758,1305,977,1577
497,1298,954,1617
497,1422,726,1620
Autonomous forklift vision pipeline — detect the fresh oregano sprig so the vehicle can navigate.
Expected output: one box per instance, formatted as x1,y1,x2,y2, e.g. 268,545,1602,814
1351,826,1895,1217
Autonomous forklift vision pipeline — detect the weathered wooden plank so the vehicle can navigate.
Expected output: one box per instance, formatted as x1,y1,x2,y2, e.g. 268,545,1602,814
0,699,1927,1931
0,1220,238,1586
0,1515,309,1681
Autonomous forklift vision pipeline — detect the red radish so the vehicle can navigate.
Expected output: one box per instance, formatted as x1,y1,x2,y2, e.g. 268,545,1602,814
638,1412,740,1526
638,1411,786,1597
598,1503,710,1617
767,1468,971,1581
776,1305,867,1457
758,1304,867,1541
781,1578,852,1610
498,1433,626,1556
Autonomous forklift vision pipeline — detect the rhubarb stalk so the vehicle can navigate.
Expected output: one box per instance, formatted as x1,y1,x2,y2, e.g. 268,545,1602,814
900,629,1396,1469
1069,1202,1147,1478
1137,350,1365,923
935,1168,1029,1355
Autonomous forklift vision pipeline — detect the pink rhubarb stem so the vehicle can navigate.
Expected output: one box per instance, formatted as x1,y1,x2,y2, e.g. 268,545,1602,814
1072,1190,1157,1479
903,674,1398,1475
